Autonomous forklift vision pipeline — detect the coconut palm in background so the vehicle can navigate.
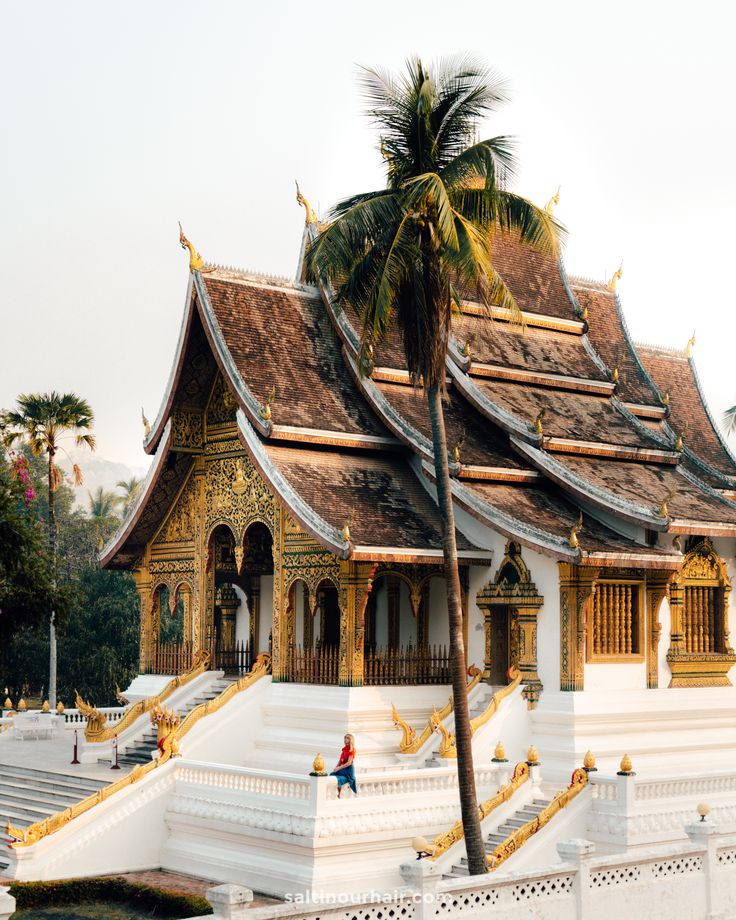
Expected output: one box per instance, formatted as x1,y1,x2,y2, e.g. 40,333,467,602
307,56,562,874
3,392,95,708
116,476,143,517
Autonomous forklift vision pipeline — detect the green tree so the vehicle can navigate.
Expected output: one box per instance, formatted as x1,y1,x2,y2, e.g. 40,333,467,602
307,57,562,874
3,392,96,708
0,451,68,684
116,476,143,517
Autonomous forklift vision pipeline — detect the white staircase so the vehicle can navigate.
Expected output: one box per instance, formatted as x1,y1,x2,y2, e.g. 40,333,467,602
0,765,109,871
101,677,236,767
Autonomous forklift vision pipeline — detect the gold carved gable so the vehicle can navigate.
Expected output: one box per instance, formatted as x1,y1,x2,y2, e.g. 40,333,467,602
205,453,279,543
282,514,340,594
206,373,237,428
678,538,730,586
171,409,204,451
155,472,197,545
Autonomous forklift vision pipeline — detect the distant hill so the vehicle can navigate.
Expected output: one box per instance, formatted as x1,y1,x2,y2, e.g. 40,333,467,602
57,451,149,510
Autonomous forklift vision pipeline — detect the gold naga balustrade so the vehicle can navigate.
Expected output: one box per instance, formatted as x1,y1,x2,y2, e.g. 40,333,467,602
6,654,272,848
426,668,523,759
429,761,530,860
487,764,589,870
75,650,211,743
391,666,482,755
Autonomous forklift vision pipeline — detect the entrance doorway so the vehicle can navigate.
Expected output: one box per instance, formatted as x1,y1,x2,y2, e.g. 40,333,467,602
489,606,511,685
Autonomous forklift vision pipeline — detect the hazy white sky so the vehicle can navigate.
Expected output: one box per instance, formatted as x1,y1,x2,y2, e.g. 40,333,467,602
2,0,735,468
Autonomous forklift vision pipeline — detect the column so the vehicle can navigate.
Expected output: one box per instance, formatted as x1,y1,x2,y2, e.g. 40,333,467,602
517,603,543,707
132,568,153,673
559,564,598,691
646,573,671,689
248,575,260,653
338,561,376,687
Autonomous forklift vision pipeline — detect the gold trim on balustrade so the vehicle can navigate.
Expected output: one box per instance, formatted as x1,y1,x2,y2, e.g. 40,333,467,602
487,765,589,869
6,654,272,848
430,761,529,860
77,649,212,743
391,666,482,754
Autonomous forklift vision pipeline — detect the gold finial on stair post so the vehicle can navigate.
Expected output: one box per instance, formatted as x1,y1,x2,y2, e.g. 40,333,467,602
492,740,508,763
311,753,327,776
526,744,540,765
583,750,597,772
617,753,635,776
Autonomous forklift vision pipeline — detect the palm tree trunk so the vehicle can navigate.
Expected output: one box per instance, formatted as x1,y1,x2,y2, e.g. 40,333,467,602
48,452,57,709
426,385,487,875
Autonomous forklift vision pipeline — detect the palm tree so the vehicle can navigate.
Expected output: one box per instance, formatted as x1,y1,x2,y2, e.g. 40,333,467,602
3,392,95,707
116,476,143,517
88,487,119,520
307,57,562,875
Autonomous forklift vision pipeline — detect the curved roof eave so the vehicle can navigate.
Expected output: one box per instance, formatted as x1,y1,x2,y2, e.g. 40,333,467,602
417,458,578,562
100,420,173,567
510,436,668,530
236,410,350,558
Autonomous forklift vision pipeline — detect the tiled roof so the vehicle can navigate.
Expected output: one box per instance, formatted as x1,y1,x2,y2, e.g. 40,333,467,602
464,480,672,558
264,443,475,552
472,377,658,448
453,313,606,380
373,381,530,470
204,274,387,437
637,346,736,480
573,284,660,406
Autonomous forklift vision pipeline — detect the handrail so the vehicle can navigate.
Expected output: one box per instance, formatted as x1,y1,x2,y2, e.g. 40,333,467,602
430,761,529,860
391,666,482,755
432,668,523,759
487,766,589,870
6,654,271,848
77,649,211,743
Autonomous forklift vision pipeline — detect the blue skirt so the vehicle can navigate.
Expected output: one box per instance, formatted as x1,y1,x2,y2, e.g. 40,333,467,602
330,764,357,794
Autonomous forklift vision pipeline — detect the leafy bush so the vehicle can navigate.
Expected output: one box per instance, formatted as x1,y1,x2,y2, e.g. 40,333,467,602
9,878,212,917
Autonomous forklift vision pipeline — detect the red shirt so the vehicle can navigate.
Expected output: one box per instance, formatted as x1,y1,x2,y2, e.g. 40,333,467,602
338,745,355,766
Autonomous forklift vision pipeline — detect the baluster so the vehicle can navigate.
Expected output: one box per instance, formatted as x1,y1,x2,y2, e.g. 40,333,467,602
697,587,705,654
593,590,600,656
708,587,716,653
602,584,609,654
625,585,632,654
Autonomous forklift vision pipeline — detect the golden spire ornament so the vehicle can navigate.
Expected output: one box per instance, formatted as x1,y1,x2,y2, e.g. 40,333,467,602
295,181,318,225
534,406,546,436
675,423,688,452
685,330,696,357
141,407,151,438
611,364,620,384
607,259,624,292
568,511,583,549
544,185,561,214
178,223,213,273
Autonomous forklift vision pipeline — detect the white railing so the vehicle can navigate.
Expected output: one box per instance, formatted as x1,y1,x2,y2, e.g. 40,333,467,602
62,707,126,728
186,823,736,920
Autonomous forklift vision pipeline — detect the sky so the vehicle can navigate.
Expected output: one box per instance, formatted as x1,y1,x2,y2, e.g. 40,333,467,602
2,0,735,470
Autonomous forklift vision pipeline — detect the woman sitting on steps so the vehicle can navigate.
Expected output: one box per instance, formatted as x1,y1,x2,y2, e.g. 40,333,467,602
330,733,357,797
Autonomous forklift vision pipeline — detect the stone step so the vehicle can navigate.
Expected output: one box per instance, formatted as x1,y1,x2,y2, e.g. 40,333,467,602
0,764,106,794
0,784,85,813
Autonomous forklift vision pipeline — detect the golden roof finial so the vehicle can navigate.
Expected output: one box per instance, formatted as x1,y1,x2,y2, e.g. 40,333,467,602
675,423,688,452
534,405,546,436
295,181,318,225
656,488,676,518
685,330,696,357
569,511,583,549
259,386,276,422
141,407,151,438
178,222,212,273
580,304,589,322
611,364,620,384
544,185,561,214
660,389,670,407
607,259,624,292
341,509,355,544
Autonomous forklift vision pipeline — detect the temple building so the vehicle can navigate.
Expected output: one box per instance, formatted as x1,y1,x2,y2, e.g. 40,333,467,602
103,208,736,716
5,197,736,900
